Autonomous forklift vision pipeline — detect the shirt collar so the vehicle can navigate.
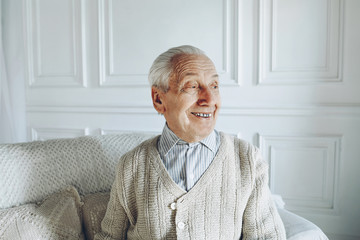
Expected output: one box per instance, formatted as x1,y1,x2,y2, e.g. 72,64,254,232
159,123,218,156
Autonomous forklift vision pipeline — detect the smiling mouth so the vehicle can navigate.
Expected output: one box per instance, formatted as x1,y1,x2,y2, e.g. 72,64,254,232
191,112,212,118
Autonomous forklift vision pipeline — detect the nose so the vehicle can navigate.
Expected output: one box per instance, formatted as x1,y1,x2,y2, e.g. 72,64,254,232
197,86,217,105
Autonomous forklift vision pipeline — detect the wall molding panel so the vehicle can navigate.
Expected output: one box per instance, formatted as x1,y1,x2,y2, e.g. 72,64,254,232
259,134,341,214
98,0,239,87
258,0,344,85
30,127,89,141
24,0,86,87
222,0,240,85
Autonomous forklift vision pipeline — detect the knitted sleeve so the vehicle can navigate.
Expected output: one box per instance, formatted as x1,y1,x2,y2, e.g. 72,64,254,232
94,160,130,240
241,145,286,240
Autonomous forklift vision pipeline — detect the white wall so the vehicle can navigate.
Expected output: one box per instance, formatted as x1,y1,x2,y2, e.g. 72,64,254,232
21,0,360,239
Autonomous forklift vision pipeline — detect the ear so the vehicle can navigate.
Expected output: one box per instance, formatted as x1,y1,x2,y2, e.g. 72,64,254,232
151,86,166,114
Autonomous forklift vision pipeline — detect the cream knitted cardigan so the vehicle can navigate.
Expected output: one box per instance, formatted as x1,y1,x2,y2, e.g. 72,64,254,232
95,133,286,240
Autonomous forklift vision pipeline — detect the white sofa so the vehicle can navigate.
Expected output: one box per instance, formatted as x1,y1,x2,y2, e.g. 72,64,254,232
0,133,328,239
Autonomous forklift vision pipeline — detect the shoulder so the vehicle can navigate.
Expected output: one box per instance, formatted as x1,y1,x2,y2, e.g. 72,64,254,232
116,135,160,176
219,132,265,179
219,132,258,157
121,135,159,159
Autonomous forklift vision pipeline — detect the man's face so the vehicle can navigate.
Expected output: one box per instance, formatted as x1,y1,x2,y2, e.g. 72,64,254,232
152,54,221,143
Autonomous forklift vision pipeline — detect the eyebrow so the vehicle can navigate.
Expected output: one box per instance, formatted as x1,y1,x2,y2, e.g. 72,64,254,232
183,73,219,78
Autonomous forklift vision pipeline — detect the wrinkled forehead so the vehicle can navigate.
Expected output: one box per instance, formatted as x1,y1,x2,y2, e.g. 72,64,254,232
170,54,217,82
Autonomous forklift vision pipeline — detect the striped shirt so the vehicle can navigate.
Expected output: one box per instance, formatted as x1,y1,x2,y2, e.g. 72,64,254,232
157,124,220,191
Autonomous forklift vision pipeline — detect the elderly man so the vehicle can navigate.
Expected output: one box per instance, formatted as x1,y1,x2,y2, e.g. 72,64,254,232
96,46,286,239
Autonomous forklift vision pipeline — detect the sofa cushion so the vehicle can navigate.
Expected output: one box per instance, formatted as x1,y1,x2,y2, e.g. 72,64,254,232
0,133,155,209
0,186,84,240
82,192,110,240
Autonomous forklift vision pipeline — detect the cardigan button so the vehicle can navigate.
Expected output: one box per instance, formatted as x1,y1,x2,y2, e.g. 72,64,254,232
170,202,176,210
177,222,185,229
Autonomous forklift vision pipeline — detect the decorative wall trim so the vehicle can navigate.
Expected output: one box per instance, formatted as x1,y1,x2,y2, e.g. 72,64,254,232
30,127,89,141
220,104,360,116
257,0,344,85
26,104,360,116
258,134,341,214
27,105,157,114
222,0,240,86
24,0,86,87
98,0,239,87
100,129,159,136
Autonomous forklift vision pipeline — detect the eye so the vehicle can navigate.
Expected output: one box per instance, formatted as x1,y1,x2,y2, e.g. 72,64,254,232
181,81,199,94
187,82,198,88
210,82,219,90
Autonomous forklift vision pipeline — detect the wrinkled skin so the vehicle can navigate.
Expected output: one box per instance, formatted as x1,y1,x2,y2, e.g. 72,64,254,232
152,54,221,143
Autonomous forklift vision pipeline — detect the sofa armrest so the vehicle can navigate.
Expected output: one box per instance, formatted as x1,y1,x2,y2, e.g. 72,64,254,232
271,195,328,240
277,208,329,240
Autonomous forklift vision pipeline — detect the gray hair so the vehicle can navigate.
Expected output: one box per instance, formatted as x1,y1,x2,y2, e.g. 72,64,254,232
148,45,206,92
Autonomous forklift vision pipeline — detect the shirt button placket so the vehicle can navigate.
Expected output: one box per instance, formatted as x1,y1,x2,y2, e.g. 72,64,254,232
186,144,196,190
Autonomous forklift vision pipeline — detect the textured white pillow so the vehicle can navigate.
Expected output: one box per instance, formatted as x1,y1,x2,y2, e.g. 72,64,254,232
82,192,110,240
0,186,84,240
0,133,155,209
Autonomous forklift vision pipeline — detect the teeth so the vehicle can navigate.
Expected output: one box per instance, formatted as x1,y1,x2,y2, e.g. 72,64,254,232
194,113,212,118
